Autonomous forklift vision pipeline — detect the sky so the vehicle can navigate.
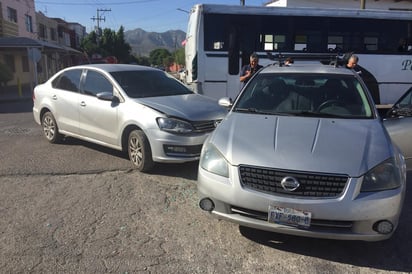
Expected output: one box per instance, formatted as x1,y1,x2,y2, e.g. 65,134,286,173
34,0,267,33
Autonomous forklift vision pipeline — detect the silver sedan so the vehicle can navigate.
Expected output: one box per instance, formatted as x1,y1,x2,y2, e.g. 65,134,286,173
33,64,226,172
198,62,407,242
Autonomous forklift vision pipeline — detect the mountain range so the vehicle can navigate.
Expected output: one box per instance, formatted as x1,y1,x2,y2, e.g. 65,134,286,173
124,28,186,57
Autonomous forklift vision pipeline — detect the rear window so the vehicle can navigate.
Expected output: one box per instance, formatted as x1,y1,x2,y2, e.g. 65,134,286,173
52,69,82,92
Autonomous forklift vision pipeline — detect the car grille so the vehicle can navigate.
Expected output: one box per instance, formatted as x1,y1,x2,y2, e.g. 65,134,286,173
231,206,353,232
191,120,221,133
239,165,348,198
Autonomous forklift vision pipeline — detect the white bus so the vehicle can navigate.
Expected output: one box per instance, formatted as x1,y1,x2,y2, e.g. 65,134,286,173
184,4,412,104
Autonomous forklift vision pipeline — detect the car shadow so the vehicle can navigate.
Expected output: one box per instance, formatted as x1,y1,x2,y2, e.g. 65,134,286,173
60,136,199,180
146,161,199,180
61,136,128,159
0,100,33,113
239,171,412,272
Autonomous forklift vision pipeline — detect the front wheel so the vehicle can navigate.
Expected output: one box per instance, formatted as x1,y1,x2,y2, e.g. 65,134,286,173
41,112,62,143
128,129,154,172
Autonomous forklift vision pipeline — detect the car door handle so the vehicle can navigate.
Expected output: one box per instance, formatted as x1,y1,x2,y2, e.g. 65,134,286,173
80,101,86,107
52,95,57,100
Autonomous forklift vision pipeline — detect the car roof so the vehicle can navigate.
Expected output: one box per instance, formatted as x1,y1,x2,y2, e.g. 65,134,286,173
66,63,160,73
259,61,356,76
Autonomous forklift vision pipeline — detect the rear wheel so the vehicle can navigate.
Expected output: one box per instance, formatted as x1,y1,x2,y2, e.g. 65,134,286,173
41,112,62,143
128,129,154,172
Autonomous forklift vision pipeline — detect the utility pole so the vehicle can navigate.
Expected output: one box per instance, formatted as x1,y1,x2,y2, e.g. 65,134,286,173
91,8,111,45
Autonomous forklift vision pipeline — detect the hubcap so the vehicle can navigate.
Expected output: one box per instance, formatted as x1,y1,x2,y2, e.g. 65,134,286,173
129,136,143,167
43,116,55,140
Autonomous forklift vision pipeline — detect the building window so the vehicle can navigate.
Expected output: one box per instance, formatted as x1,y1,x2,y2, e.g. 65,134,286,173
25,15,33,33
7,7,17,23
4,55,15,73
39,24,47,39
50,28,57,41
22,56,29,72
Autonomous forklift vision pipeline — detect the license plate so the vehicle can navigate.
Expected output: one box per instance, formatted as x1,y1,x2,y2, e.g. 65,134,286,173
268,206,311,228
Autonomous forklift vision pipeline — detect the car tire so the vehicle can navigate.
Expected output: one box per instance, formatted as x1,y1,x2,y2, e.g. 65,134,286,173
128,129,154,172
41,112,62,143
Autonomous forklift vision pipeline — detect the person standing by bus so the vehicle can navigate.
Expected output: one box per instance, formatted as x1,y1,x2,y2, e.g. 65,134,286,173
240,53,262,86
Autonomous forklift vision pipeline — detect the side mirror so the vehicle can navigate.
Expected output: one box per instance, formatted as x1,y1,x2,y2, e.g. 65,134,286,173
218,97,233,108
96,92,119,103
385,106,412,119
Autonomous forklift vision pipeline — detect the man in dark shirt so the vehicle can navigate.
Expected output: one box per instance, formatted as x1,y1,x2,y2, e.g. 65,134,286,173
240,53,263,86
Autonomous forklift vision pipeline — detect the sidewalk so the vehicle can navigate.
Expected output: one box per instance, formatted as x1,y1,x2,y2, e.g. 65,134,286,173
0,84,32,103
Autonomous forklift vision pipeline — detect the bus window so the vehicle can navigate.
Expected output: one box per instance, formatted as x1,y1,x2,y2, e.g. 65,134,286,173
294,35,307,51
260,34,287,51
263,34,273,51
274,35,286,50
204,14,227,51
364,36,378,51
328,36,343,52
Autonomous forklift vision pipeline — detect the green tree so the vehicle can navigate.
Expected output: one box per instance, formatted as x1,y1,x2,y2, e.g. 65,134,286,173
80,31,100,57
174,48,185,66
133,55,150,66
149,48,172,68
80,26,132,63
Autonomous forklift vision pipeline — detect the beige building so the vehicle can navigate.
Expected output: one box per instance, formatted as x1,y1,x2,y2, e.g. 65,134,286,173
0,0,84,92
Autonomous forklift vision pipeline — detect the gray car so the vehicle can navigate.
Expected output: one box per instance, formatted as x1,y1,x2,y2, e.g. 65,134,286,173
33,64,226,172
198,61,407,241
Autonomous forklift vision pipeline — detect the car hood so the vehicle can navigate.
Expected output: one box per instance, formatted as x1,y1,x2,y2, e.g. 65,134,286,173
210,113,393,177
136,94,226,120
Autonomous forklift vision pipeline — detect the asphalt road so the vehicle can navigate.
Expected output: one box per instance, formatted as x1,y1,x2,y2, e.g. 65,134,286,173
1,101,411,273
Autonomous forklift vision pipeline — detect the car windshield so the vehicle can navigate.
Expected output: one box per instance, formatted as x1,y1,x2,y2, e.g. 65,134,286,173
235,73,374,118
110,70,193,98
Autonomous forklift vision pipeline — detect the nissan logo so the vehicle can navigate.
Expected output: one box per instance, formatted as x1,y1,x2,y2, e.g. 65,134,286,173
281,176,300,192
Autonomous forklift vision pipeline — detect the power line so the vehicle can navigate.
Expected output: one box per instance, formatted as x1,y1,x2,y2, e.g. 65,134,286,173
36,0,157,5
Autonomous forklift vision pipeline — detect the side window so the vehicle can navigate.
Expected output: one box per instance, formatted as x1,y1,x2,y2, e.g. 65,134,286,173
397,89,412,108
83,70,113,96
52,69,81,92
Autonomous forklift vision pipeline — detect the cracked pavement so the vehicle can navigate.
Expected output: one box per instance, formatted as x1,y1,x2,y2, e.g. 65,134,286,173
1,108,412,273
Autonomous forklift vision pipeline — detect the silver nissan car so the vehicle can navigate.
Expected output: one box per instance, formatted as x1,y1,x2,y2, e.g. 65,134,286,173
198,61,407,241
33,64,226,172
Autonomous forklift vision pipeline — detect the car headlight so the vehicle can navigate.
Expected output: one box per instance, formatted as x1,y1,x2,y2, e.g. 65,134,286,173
361,158,402,192
200,143,229,178
157,117,194,133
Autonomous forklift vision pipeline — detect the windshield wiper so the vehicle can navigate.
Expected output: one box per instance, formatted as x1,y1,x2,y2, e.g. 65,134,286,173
234,107,275,115
234,108,294,116
296,111,346,118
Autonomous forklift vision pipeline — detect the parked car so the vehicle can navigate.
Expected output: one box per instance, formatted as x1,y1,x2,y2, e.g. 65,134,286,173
197,61,407,241
33,64,226,172
383,86,412,170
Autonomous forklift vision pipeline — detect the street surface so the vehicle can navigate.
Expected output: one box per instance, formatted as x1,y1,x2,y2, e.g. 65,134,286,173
0,101,411,273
